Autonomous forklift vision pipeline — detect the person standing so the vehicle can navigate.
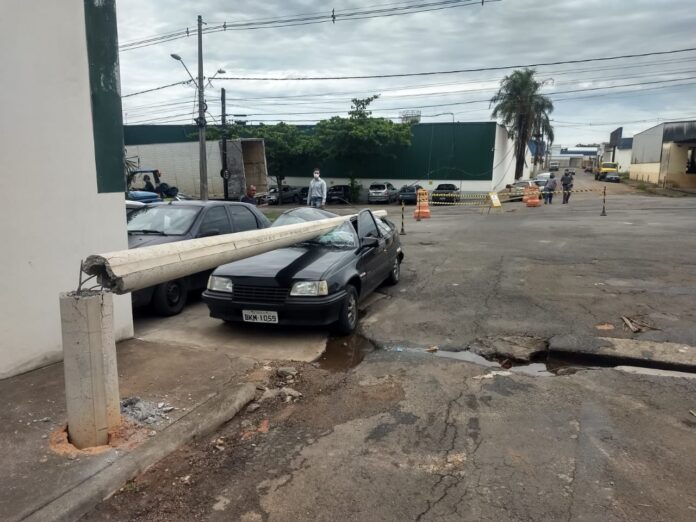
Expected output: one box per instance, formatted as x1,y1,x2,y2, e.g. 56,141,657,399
560,171,574,204
543,173,558,204
240,185,257,205
307,168,327,208
142,175,155,193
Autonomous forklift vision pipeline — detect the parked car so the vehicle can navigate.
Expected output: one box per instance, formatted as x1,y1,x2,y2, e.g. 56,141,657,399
327,185,352,204
549,161,560,171
128,201,271,315
268,185,302,205
126,200,146,217
431,183,461,204
203,207,404,335
397,185,423,204
368,182,398,203
604,172,621,183
534,172,552,183
596,162,619,181
299,186,309,201
127,190,161,203
502,180,538,202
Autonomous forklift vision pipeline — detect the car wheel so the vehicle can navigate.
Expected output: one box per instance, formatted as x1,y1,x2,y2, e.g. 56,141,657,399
152,279,188,316
335,285,359,335
385,258,401,285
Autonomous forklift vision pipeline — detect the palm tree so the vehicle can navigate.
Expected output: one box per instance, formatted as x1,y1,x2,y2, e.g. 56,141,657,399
490,68,554,179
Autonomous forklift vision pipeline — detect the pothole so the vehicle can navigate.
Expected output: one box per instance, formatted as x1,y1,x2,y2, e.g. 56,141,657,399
317,334,376,372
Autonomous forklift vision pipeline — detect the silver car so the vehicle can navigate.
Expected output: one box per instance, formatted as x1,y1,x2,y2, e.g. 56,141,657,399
368,182,398,203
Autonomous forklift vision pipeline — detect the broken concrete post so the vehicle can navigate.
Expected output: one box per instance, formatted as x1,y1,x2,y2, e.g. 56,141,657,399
60,291,120,449
83,210,387,294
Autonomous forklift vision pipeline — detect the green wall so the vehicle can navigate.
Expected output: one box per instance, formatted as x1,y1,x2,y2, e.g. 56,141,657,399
124,122,497,181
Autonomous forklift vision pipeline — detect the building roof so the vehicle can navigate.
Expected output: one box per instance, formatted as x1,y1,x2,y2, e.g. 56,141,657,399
617,137,633,150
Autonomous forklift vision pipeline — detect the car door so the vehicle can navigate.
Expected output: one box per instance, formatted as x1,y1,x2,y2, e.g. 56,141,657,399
357,210,388,294
190,206,233,289
227,204,261,232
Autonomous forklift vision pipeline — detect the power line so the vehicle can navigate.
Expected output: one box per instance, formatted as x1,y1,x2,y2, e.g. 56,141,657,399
119,0,495,51
215,46,696,81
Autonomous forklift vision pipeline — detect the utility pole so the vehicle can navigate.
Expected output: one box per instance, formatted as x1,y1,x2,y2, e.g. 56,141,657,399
197,14,208,200
221,88,229,200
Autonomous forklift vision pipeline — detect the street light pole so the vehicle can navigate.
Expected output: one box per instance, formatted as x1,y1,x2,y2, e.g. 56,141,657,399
196,14,208,200
221,88,229,200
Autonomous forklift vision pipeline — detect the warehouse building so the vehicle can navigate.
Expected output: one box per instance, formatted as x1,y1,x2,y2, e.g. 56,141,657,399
631,121,696,188
124,122,525,197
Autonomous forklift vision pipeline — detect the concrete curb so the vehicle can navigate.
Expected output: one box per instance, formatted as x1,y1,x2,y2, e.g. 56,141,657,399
23,382,256,522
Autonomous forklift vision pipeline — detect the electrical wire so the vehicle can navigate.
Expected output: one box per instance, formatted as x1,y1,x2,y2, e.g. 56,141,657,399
215,46,696,80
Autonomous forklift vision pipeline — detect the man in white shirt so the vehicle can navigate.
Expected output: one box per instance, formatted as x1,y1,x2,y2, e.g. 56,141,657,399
307,168,327,208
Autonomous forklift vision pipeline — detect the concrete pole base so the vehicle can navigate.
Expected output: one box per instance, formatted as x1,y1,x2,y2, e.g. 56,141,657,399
60,291,121,449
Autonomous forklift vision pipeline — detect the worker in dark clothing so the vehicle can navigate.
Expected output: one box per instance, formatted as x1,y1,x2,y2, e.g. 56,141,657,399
543,174,558,204
142,175,155,193
561,171,574,204
240,185,257,205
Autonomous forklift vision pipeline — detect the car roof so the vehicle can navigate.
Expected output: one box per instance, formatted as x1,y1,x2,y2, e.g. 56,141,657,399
147,200,253,208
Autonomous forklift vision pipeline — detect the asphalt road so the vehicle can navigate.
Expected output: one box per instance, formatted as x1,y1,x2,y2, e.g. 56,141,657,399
85,189,696,521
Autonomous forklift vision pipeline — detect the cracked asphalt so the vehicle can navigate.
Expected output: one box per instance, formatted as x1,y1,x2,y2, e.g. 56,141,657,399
84,185,696,521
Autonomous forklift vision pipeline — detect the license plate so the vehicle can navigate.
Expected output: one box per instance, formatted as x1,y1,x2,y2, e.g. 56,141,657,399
242,310,278,324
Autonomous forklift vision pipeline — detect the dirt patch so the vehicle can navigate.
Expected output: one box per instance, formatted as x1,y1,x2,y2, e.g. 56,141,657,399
83,363,405,522
49,418,150,457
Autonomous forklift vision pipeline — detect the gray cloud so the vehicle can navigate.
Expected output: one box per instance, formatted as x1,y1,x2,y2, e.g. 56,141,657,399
117,0,696,144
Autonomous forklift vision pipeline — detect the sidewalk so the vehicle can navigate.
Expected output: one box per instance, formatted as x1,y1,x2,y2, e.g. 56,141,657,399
0,338,264,521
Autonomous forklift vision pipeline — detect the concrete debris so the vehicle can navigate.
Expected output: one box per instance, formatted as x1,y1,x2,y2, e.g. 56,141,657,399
690,410,696,417
473,371,512,380
157,402,165,409
120,397,161,424
246,402,261,413
259,388,282,402
256,384,267,391
162,406,175,413
180,475,191,485
426,346,439,353
280,387,302,399
33,417,51,423
277,367,298,378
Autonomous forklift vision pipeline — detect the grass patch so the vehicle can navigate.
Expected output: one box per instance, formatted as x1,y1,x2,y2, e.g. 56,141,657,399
636,182,647,191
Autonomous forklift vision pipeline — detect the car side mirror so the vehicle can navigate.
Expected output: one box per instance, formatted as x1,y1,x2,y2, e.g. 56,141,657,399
360,236,379,250
198,229,220,238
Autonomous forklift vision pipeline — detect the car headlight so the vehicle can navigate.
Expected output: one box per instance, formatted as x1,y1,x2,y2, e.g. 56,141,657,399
290,281,328,296
208,276,233,293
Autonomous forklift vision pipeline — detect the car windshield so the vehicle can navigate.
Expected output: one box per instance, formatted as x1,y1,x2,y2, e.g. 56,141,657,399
370,184,386,190
272,208,356,248
602,163,618,169
127,205,199,235
437,184,457,190
400,186,416,192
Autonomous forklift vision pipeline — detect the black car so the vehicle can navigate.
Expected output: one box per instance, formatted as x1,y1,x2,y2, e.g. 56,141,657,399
203,207,404,335
397,185,423,204
327,185,352,204
127,201,271,315
431,183,461,204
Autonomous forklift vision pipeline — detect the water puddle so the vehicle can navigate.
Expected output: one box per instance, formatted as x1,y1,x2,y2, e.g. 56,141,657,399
317,334,376,372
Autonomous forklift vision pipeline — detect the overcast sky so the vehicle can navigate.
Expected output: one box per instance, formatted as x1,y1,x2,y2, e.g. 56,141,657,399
117,0,696,145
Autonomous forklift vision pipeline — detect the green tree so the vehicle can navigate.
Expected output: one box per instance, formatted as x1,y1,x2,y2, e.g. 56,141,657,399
490,68,554,179
313,96,412,183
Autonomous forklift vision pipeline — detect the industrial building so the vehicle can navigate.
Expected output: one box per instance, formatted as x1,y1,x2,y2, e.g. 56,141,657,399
630,121,696,188
124,122,525,197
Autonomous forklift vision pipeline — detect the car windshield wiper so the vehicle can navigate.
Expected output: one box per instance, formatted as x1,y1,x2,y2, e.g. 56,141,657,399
128,229,168,235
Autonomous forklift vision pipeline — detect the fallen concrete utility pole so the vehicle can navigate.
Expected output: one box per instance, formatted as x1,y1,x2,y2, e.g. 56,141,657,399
83,210,387,294
66,210,386,448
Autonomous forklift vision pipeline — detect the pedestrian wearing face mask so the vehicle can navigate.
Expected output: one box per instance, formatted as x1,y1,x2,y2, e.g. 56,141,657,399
307,168,327,208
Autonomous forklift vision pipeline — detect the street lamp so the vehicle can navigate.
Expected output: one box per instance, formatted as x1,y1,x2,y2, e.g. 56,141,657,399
206,68,226,87
171,52,208,200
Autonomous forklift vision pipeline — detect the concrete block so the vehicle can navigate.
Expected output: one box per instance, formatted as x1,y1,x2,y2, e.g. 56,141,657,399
60,291,120,449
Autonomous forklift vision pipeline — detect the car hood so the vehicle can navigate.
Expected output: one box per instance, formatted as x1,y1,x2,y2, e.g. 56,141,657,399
213,245,351,284
128,234,185,248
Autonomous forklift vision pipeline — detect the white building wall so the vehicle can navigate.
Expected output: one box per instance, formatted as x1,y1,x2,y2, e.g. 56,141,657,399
492,124,521,187
126,141,226,199
0,0,133,379
615,148,632,173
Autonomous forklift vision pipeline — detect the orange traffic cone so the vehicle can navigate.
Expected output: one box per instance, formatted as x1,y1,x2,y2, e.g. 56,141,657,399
413,188,431,219
526,187,542,207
